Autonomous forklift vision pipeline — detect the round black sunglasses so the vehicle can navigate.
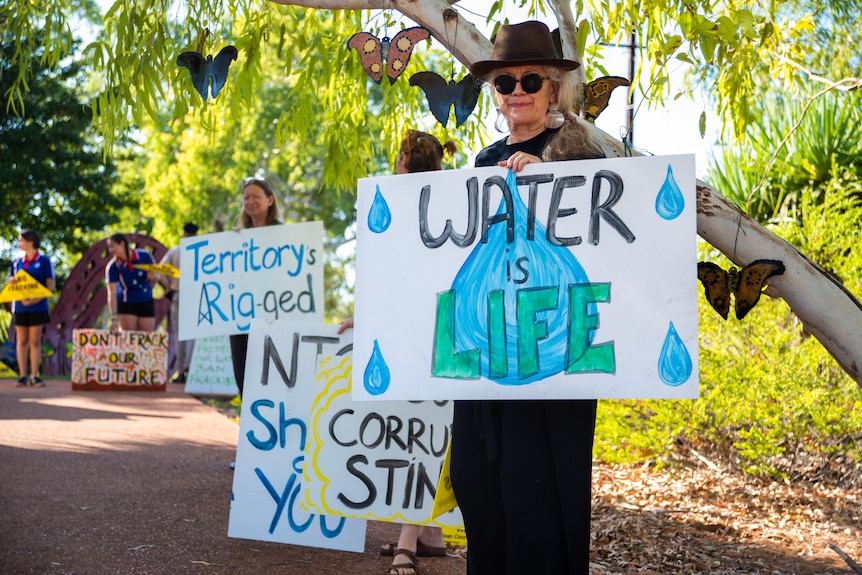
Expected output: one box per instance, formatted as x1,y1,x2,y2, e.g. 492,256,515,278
493,73,549,95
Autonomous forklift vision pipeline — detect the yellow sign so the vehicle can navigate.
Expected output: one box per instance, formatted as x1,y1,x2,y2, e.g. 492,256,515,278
135,263,180,278
431,438,458,520
0,270,53,303
442,526,467,548
0,362,19,378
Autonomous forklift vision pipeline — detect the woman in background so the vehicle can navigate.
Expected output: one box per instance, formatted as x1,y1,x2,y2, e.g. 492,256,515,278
105,233,157,333
10,229,55,387
340,129,457,575
229,177,281,398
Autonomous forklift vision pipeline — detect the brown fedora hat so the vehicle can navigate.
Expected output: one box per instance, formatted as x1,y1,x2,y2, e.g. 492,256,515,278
469,21,580,77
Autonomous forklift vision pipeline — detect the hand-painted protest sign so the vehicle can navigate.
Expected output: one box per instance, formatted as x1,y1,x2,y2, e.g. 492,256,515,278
228,319,365,551
184,336,239,397
352,155,699,401
71,329,168,391
0,269,53,303
302,354,461,527
178,223,324,341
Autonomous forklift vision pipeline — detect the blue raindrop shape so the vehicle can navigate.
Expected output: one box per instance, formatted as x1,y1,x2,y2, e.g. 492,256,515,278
655,164,684,220
364,339,391,395
657,321,692,386
450,170,595,385
368,185,392,233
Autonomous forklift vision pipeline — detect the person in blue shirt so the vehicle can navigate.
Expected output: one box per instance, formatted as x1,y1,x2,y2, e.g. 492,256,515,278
105,233,157,333
10,229,55,387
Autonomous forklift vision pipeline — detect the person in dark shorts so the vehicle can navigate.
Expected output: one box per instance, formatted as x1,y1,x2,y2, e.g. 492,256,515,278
10,229,55,387
105,233,157,333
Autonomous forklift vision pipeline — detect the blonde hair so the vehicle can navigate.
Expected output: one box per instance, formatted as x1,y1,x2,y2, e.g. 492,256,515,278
542,65,577,115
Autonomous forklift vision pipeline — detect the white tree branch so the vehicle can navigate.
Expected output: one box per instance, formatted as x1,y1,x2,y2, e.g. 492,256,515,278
579,118,862,385
269,0,492,66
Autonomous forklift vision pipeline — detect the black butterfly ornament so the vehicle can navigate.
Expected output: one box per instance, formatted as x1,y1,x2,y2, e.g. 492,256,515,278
697,259,785,320
177,29,238,101
409,72,483,128
347,26,430,85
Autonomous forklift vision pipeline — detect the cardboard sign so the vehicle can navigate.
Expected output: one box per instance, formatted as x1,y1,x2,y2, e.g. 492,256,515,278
178,223,324,341
228,320,365,551
71,329,168,391
136,262,180,278
0,269,53,303
184,336,239,397
302,354,461,527
352,156,699,401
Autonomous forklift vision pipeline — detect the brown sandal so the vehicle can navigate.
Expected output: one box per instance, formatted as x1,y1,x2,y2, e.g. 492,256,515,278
388,548,418,575
380,540,447,557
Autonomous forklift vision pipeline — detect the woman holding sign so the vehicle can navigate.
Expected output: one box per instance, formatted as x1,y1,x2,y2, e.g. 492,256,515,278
229,177,281,397
105,233,157,333
10,229,55,387
340,130,456,575
448,21,605,575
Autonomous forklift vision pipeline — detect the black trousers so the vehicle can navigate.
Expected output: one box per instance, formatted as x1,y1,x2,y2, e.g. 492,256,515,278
450,399,597,575
229,333,249,398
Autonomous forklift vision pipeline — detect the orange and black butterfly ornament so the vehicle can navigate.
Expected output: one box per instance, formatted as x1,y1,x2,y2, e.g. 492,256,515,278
580,76,631,122
176,28,238,101
347,26,430,85
697,259,786,320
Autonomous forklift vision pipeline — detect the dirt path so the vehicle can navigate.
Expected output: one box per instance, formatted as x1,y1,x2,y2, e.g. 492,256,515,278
0,379,858,575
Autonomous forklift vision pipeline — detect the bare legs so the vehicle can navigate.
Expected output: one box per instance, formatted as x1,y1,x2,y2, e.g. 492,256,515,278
15,324,44,379
118,314,155,332
390,525,446,575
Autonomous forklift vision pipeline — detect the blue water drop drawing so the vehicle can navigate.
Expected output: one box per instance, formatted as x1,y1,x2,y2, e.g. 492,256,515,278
655,164,684,220
368,185,392,233
657,321,692,386
449,170,596,385
364,339,391,395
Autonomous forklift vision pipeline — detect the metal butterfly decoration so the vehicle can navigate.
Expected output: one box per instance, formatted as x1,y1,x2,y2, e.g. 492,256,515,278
408,72,483,128
697,259,786,320
177,29,238,101
581,76,630,123
548,29,630,123
347,26,430,85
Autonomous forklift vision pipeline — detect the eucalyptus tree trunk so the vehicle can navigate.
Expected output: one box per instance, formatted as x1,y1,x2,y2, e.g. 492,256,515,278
269,0,862,385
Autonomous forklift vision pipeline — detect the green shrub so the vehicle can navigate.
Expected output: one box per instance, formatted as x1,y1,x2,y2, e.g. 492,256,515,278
594,170,862,486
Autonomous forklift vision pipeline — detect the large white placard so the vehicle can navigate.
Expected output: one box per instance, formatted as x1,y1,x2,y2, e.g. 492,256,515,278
228,320,365,551
302,353,461,527
184,336,239,397
178,223,324,340
353,155,699,400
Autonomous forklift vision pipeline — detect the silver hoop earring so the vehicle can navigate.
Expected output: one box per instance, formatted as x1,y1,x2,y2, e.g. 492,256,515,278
545,103,565,129
494,108,509,133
